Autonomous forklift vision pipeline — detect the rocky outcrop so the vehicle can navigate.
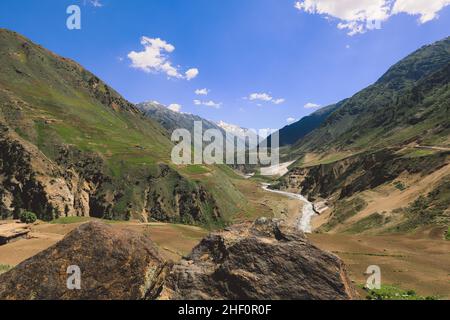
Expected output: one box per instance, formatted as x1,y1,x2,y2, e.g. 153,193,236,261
0,219,358,300
279,148,449,201
161,218,358,300
143,164,221,224
0,221,170,300
0,127,221,223
0,128,111,220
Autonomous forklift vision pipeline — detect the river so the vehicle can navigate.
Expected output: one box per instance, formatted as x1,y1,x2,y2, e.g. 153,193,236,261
261,184,317,233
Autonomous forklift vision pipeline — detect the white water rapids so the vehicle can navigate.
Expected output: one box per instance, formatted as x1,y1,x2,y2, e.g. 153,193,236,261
261,184,317,233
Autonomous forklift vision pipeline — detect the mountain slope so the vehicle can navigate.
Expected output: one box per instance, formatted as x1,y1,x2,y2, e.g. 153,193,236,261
137,101,225,136
275,36,450,236
266,103,341,147
137,102,251,150
291,37,450,154
0,29,240,226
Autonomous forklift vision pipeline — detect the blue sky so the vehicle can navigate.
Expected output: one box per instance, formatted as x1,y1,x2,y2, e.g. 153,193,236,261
1,0,449,130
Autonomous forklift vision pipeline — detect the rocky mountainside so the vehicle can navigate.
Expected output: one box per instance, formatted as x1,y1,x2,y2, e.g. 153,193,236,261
137,102,250,149
0,220,358,300
271,37,450,235
291,37,450,154
0,29,234,226
137,101,225,136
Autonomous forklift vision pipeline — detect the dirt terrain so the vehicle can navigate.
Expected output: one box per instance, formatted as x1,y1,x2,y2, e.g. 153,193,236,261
0,220,208,266
309,229,450,298
1,218,449,298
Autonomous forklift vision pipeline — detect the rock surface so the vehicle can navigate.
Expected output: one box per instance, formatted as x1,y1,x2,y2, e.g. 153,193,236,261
0,221,170,300
0,219,359,300
161,218,358,300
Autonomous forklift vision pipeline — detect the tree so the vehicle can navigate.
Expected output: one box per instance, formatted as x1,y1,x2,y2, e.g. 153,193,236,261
19,211,37,224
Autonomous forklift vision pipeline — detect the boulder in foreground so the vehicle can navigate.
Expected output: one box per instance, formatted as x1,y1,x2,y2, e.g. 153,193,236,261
0,221,170,300
0,219,358,300
161,218,359,300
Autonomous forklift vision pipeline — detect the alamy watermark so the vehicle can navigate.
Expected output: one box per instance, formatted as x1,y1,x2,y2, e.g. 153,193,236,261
365,265,381,290
66,265,81,290
66,5,81,30
171,121,279,166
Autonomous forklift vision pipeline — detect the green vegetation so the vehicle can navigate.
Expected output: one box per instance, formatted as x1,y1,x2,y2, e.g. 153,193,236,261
401,149,437,158
286,36,450,157
180,165,210,175
0,264,12,275
445,226,450,240
19,211,37,224
393,181,407,191
51,216,93,225
365,285,437,300
344,213,386,234
393,178,450,232
0,29,256,228
320,197,368,232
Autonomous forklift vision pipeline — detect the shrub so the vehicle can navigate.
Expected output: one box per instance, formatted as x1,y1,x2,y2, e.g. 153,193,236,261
366,285,437,300
19,211,37,224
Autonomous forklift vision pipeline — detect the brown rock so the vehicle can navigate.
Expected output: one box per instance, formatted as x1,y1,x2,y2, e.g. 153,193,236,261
0,219,358,300
161,218,359,300
0,221,170,300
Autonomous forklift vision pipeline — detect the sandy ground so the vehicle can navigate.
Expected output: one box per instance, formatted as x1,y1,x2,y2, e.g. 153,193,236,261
0,221,208,266
309,231,450,298
347,164,450,227
260,161,295,177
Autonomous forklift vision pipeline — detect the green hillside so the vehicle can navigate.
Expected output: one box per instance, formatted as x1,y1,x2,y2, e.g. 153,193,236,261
290,37,450,155
0,29,247,227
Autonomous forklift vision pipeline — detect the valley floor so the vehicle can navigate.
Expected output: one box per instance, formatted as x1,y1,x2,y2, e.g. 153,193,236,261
0,219,208,265
309,229,450,299
1,218,448,299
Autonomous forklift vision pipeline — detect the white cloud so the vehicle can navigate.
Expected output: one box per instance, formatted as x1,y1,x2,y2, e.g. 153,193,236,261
128,37,199,80
294,0,450,35
248,93,285,105
89,0,103,7
168,104,182,113
304,102,321,109
195,88,210,96
194,100,222,109
392,0,450,23
287,117,297,123
185,68,199,80
273,98,286,105
249,93,273,102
